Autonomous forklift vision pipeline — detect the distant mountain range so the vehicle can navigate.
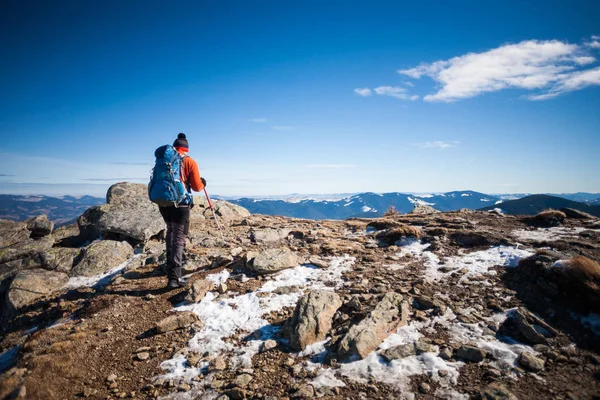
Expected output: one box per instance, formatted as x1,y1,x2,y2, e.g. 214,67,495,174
228,191,600,220
0,194,104,226
480,194,600,217
1,191,599,224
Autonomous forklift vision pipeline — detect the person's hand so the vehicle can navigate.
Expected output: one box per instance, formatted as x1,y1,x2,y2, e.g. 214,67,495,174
201,177,207,187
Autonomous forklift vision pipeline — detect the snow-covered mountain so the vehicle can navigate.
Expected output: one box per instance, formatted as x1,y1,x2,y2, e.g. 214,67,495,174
229,190,502,219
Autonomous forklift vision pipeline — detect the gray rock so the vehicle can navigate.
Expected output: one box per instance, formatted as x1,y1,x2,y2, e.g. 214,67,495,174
251,248,303,275
250,228,292,243
337,292,410,362
380,343,417,361
156,311,199,334
135,352,150,361
184,280,214,303
415,339,436,354
233,374,253,388
518,352,545,372
0,220,30,248
308,256,329,269
36,247,81,273
457,345,487,362
26,215,54,237
260,339,278,353
70,240,133,277
6,268,69,310
410,203,439,215
78,183,166,243
0,236,55,281
475,384,518,400
288,290,342,351
292,384,315,399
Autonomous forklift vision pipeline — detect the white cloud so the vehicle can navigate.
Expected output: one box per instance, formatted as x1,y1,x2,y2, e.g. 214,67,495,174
249,118,267,123
397,39,600,102
374,86,412,100
303,164,355,169
354,88,372,97
415,141,459,149
586,41,600,49
272,125,296,130
528,66,600,100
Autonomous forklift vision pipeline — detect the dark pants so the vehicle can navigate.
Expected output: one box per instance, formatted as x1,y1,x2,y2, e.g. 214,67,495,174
159,206,190,282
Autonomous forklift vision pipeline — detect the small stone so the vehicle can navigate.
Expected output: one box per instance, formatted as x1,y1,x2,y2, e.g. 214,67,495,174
210,356,227,372
178,383,191,392
438,369,449,377
439,347,453,360
292,384,315,399
260,339,278,353
518,352,545,372
415,339,436,354
106,374,118,383
218,282,228,294
457,345,487,362
380,343,416,361
135,352,150,361
419,382,431,393
135,346,152,353
233,373,253,388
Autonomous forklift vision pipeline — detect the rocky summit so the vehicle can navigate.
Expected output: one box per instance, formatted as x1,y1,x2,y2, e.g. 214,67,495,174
1,183,600,400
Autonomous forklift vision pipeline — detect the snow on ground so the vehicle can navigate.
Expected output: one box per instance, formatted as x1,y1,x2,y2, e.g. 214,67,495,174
461,193,471,197
511,227,587,242
0,345,21,374
395,238,533,282
361,206,376,213
64,254,143,290
159,257,355,384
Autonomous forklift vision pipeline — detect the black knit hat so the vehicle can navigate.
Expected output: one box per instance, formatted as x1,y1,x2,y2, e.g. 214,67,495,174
173,133,189,149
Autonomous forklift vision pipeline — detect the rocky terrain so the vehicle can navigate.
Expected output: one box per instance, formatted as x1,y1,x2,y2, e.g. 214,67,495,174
1,183,600,400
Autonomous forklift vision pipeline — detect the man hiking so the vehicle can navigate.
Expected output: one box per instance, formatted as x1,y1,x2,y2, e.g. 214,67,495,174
151,133,206,289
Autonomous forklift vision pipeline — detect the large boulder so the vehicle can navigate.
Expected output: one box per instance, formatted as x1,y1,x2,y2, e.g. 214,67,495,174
26,215,53,237
288,290,342,351
78,183,165,243
70,240,133,277
0,220,31,249
251,248,303,275
410,203,439,215
337,292,410,362
0,237,55,281
6,268,69,311
191,196,250,223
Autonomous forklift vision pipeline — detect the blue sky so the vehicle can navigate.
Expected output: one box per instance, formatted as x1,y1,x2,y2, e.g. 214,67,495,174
1,0,599,197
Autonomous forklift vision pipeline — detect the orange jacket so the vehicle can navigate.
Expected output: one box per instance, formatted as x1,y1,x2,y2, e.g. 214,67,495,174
176,148,204,192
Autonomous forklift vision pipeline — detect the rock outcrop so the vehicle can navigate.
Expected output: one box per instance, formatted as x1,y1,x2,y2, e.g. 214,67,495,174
288,290,342,351
250,248,303,275
70,240,133,277
337,292,410,362
78,182,165,243
6,269,69,312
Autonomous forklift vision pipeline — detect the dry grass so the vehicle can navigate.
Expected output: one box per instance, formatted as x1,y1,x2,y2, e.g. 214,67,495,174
568,255,600,281
383,206,399,217
535,209,566,221
0,368,26,399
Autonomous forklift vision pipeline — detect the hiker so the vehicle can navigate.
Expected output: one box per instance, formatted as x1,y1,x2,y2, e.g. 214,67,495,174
153,133,206,289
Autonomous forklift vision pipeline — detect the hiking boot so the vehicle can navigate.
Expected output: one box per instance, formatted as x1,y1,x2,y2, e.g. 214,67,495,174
167,278,189,289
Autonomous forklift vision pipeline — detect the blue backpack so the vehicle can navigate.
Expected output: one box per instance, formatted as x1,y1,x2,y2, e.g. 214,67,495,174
148,145,192,207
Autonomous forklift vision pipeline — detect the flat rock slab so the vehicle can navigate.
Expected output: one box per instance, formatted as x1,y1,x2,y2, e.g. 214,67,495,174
337,292,410,362
289,290,342,351
250,228,292,243
156,311,199,334
251,248,303,275
0,220,30,249
7,268,69,311
70,240,133,277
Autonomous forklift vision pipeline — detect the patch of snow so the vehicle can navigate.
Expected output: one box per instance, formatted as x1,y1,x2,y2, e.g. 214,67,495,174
408,197,435,206
492,208,504,214
64,255,142,290
361,206,375,212
205,270,230,285
344,201,354,207
414,194,434,198
512,227,587,242
495,200,503,204
480,198,491,201
299,339,330,358
337,319,462,396
310,368,346,389
158,256,355,381
461,193,471,197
